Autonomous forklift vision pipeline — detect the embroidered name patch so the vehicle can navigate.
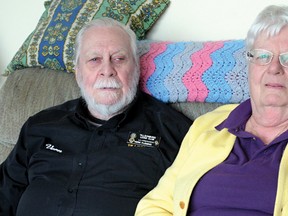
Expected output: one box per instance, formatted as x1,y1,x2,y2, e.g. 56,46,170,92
127,132,161,147
45,144,63,153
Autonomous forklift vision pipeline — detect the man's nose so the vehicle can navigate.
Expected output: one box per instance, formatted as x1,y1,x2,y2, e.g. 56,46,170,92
100,60,116,77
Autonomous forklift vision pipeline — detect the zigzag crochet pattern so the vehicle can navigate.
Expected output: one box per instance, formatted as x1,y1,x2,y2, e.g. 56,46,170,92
137,40,249,104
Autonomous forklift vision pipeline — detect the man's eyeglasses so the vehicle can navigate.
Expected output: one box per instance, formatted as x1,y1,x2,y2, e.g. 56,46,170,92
246,49,288,68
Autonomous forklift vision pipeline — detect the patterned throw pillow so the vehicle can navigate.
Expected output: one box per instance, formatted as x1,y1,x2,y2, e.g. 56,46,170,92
5,0,170,75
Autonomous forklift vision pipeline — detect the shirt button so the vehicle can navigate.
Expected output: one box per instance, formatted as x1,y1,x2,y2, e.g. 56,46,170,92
67,188,74,193
179,201,185,209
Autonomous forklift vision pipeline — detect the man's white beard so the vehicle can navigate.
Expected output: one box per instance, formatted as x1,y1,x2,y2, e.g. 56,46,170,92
78,73,139,119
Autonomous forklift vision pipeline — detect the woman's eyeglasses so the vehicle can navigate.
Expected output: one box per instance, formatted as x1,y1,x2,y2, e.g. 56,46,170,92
246,49,288,68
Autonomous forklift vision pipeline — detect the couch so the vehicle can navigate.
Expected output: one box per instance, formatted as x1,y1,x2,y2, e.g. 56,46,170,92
0,38,249,164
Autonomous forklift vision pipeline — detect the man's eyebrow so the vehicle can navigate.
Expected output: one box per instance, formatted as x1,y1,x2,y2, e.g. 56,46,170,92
112,49,129,55
85,50,100,56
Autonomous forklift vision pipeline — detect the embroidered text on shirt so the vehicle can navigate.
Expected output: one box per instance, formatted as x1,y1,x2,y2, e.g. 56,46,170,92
45,144,63,153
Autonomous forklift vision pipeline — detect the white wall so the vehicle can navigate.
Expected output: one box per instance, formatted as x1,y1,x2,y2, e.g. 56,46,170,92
0,0,287,76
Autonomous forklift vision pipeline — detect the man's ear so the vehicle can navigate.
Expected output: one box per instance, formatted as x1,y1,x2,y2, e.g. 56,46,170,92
74,66,78,75
74,66,81,85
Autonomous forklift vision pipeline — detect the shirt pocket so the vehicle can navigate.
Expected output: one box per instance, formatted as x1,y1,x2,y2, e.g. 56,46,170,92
28,150,74,183
88,146,165,198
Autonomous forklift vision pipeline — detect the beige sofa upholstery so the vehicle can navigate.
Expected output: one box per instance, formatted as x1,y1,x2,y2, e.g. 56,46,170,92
0,67,222,163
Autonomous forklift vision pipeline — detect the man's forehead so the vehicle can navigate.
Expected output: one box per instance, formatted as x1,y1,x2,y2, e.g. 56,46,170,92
82,27,130,46
84,26,129,39
81,28,132,54
85,48,130,57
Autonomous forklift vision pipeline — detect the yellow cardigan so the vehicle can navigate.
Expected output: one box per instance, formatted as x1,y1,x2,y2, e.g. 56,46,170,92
135,104,288,216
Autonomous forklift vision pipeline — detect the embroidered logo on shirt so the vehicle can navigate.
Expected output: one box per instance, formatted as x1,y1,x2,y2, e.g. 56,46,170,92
45,144,63,153
127,132,160,147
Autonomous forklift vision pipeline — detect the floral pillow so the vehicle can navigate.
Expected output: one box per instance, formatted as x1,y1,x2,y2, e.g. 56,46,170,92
5,0,170,75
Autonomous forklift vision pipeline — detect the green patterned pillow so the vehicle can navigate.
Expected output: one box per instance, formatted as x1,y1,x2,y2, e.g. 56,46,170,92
5,0,170,74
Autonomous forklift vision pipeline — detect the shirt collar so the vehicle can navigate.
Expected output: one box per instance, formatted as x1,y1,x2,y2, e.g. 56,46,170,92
216,99,288,144
216,99,252,131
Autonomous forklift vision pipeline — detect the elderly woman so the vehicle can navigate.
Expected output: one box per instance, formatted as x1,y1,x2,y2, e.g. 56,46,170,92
135,5,288,216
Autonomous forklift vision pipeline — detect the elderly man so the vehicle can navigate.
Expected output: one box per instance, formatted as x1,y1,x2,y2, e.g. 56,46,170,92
0,18,192,216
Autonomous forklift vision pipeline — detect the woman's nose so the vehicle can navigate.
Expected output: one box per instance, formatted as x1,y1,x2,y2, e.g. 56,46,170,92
268,57,285,75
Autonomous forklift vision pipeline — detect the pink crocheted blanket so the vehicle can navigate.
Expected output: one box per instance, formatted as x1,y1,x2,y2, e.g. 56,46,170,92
138,40,249,104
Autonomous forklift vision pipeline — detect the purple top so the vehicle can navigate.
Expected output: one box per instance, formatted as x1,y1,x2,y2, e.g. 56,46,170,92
187,99,288,216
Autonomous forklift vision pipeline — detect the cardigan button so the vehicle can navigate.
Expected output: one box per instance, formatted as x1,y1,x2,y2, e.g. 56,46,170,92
179,201,185,209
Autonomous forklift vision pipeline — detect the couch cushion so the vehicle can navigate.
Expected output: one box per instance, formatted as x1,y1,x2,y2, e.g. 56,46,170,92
170,102,221,121
0,68,81,148
0,145,14,164
5,0,170,74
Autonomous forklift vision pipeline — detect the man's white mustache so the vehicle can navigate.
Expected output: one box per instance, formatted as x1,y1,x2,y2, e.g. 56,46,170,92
93,79,122,89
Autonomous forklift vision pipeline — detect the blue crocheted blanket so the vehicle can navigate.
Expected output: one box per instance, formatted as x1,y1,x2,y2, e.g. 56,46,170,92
137,39,249,104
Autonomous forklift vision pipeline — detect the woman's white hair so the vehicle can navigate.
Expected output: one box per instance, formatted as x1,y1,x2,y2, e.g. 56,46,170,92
246,5,288,51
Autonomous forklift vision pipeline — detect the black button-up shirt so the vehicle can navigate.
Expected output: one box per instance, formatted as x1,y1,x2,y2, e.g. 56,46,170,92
0,91,192,216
